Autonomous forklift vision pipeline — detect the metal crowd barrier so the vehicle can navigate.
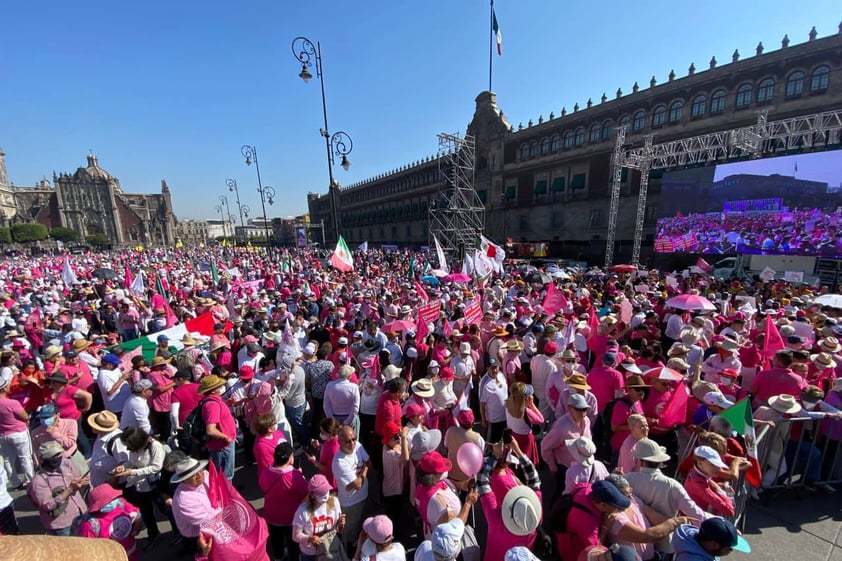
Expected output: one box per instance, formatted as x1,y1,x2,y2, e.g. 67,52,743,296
755,415,842,492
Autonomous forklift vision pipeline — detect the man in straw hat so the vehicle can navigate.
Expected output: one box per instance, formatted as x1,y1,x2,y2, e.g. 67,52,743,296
196,375,237,480
624,438,711,533
87,410,128,486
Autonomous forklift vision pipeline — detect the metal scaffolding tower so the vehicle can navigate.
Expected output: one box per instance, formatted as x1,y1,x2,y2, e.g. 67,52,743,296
429,132,485,261
604,108,842,267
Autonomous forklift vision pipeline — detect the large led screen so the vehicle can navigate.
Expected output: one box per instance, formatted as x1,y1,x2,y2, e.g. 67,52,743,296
654,150,842,256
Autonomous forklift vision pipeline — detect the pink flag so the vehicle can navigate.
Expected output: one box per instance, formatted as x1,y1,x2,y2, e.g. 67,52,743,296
124,262,133,290
151,293,178,328
542,283,568,315
416,315,429,340
415,281,430,303
442,318,452,338
695,257,712,275
763,317,785,369
587,306,599,343
658,383,689,428
202,462,270,561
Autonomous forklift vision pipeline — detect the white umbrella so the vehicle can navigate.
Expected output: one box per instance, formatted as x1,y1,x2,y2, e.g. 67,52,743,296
813,294,842,309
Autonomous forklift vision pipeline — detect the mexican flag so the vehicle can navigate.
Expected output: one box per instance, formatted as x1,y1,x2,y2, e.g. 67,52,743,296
719,398,762,487
118,311,224,361
492,7,502,55
329,235,354,273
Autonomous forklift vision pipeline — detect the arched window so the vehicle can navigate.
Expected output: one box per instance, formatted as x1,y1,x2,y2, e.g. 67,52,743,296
563,131,574,149
589,124,601,143
735,83,752,109
786,71,805,98
540,137,550,155
811,65,830,92
529,141,537,158
550,134,560,153
710,89,726,113
632,111,646,132
519,144,529,160
619,115,631,130
690,95,706,118
602,120,613,140
652,105,666,127
574,128,585,146
668,101,683,124
757,78,775,103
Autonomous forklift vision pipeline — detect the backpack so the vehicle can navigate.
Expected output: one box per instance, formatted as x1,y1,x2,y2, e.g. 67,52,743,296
175,348,196,372
548,487,593,534
599,396,632,448
180,397,212,457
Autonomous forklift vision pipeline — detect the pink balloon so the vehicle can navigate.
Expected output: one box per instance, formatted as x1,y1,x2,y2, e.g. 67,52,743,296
456,442,484,477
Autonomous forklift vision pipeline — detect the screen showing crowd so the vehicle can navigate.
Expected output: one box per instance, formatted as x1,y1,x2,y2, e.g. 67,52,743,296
654,150,842,257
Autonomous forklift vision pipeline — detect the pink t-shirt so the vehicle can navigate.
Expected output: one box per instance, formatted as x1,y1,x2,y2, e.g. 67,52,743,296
201,395,237,451
52,384,83,420
61,362,95,393
146,370,174,412
320,437,341,487
381,446,406,497
610,399,643,451
0,396,26,435
610,497,655,560
172,383,202,425
617,435,641,475
254,431,286,477
259,465,309,526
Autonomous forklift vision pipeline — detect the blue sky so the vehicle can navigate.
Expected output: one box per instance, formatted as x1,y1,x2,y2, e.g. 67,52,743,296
714,151,842,186
1,1,838,220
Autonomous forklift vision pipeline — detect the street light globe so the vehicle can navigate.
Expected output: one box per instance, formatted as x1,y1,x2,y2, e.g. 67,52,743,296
340,155,350,171
299,64,313,83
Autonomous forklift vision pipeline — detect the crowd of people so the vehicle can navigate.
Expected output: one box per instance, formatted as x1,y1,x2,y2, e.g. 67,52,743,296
1,244,840,561
655,208,842,256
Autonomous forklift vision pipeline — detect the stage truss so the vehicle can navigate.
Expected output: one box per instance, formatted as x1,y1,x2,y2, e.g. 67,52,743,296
605,108,842,266
429,132,485,260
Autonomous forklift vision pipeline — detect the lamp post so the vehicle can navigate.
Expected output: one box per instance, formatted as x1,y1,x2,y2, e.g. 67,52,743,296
218,195,234,242
215,203,228,240
292,36,353,243
240,145,275,258
226,178,251,240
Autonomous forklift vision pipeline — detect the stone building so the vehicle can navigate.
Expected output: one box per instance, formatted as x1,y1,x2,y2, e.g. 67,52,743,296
0,152,177,246
307,26,842,263
175,219,209,246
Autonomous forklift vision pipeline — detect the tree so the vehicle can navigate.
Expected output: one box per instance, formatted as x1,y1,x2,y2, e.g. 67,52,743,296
11,222,48,243
0,228,11,244
86,233,110,247
50,227,79,242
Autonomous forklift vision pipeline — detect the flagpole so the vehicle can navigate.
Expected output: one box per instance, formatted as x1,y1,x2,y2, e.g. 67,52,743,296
489,0,493,92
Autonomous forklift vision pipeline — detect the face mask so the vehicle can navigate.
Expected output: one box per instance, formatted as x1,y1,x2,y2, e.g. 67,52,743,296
313,493,329,505
99,498,122,514
439,471,449,481
720,378,733,386
43,417,56,427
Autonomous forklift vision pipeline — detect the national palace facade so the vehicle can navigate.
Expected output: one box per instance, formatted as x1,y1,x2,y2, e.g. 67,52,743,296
307,26,842,263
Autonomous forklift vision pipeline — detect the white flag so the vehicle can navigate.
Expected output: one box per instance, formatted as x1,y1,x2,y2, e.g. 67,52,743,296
473,249,493,278
129,270,146,296
61,257,78,286
479,234,505,273
452,377,474,420
461,252,474,276
433,235,450,273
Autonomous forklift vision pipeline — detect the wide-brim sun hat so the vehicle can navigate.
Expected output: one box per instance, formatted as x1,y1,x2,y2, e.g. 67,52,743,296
411,378,435,398
198,375,226,395
501,485,542,536
87,410,119,432
632,438,671,463
769,394,803,415
171,458,209,483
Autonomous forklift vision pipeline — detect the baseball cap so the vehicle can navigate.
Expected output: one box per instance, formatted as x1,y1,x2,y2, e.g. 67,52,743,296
590,480,631,510
694,445,728,469
703,391,734,409
568,393,589,410
698,517,751,553
101,353,121,366
362,515,393,544
431,518,464,559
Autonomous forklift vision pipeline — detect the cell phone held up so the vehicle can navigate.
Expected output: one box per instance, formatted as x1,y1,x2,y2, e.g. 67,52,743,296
502,428,513,444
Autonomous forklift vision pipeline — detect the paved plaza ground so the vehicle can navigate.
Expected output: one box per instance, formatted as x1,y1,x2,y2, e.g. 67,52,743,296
7,457,841,561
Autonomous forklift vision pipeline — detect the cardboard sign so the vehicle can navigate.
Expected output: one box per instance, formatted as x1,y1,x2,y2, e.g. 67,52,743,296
784,271,804,283
759,267,776,281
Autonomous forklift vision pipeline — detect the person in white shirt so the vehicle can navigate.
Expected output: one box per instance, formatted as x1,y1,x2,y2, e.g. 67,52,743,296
121,380,153,433
449,343,476,396
479,358,508,443
332,426,371,553
97,353,132,415
530,341,560,422
354,514,407,561
238,342,265,371
324,365,361,434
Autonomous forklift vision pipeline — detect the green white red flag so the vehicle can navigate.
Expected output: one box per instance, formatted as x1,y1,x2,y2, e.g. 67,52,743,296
330,235,354,272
